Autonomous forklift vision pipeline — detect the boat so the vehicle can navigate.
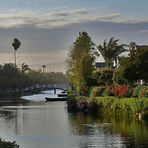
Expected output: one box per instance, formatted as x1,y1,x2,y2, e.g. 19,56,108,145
45,89,67,101
45,97,67,101
58,93,67,97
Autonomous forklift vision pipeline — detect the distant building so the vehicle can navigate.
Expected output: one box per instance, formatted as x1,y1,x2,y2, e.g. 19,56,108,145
95,62,105,69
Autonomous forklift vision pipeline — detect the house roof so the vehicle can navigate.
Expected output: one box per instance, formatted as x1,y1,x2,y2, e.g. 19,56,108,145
95,62,105,68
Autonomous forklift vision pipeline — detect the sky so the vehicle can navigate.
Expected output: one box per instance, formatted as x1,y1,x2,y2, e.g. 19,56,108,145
0,0,148,72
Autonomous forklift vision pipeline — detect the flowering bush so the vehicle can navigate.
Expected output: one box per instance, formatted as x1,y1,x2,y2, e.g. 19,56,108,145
139,86,148,98
111,84,121,96
118,85,125,97
133,85,148,98
110,84,129,97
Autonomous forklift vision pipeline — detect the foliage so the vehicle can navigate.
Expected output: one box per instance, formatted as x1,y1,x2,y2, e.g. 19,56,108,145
89,97,148,113
96,37,127,68
102,86,113,97
133,85,148,98
12,38,21,67
0,63,68,96
90,86,106,97
142,111,148,120
92,68,114,86
66,31,95,94
0,138,19,148
76,96,88,111
0,63,31,90
119,45,148,83
12,38,21,51
21,63,30,73
113,70,128,85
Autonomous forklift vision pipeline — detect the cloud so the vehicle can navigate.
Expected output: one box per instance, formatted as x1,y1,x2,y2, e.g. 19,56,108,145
135,29,148,33
1,8,147,30
0,8,123,29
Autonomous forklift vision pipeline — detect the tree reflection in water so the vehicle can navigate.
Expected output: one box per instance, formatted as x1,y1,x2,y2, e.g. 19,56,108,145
68,111,148,148
0,110,15,121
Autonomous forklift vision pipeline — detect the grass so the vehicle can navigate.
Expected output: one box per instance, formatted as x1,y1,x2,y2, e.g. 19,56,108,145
87,96,148,113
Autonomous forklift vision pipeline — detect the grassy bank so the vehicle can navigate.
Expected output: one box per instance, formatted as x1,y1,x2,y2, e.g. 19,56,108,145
67,95,148,120
88,97,148,113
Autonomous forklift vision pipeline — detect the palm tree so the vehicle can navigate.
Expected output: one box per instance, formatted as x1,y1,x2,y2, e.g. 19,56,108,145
96,37,127,68
42,65,46,73
12,38,21,67
21,63,30,73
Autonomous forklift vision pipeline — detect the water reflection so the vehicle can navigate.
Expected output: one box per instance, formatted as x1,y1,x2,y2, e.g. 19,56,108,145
68,111,148,148
0,101,148,148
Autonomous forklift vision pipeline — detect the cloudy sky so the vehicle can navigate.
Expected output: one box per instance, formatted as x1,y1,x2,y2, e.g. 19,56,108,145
0,0,148,72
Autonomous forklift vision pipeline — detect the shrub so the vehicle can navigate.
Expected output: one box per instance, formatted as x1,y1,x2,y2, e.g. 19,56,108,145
111,84,121,96
0,138,19,148
118,85,127,97
142,111,148,120
67,91,78,112
133,85,143,97
76,96,88,111
139,86,148,98
102,86,113,97
133,85,148,98
126,86,134,97
90,86,106,97
92,69,114,86
88,99,101,113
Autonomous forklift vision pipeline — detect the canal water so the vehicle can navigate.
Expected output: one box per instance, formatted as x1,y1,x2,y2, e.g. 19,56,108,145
0,90,148,148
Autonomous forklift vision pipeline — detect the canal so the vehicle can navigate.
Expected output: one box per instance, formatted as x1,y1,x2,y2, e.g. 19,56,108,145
0,90,148,148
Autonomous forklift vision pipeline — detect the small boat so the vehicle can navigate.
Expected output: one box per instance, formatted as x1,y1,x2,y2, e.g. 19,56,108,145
45,97,67,101
61,90,67,94
58,93,67,97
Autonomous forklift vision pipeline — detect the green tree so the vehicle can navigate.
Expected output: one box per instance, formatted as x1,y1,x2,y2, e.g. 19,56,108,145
12,38,21,67
96,37,127,68
92,68,114,86
119,45,148,83
66,31,95,94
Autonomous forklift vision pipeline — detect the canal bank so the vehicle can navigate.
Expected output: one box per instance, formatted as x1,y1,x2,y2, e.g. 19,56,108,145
67,96,148,120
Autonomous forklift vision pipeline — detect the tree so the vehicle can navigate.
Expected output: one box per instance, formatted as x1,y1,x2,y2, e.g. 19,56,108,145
92,68,114,86
21,63,30,73
119,45,148,83
96,37,127,68
42,65,46,73
66,31,95,94
12,38,21,67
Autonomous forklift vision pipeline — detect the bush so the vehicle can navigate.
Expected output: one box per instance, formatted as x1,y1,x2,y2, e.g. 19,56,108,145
67,90,78,112
139,86,148,98
126,86,134,97
67,97,77,112
90,86,106,97
76,96,88,111
102,86,113,97
110,84,133,97
0,138,19,148
142,111,148,120
111,84,121,96
133,85,148,98
88,99,101,113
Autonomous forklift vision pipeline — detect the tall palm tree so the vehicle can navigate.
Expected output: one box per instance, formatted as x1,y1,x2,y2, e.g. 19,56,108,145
12,38,21,67
96,37,127,68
